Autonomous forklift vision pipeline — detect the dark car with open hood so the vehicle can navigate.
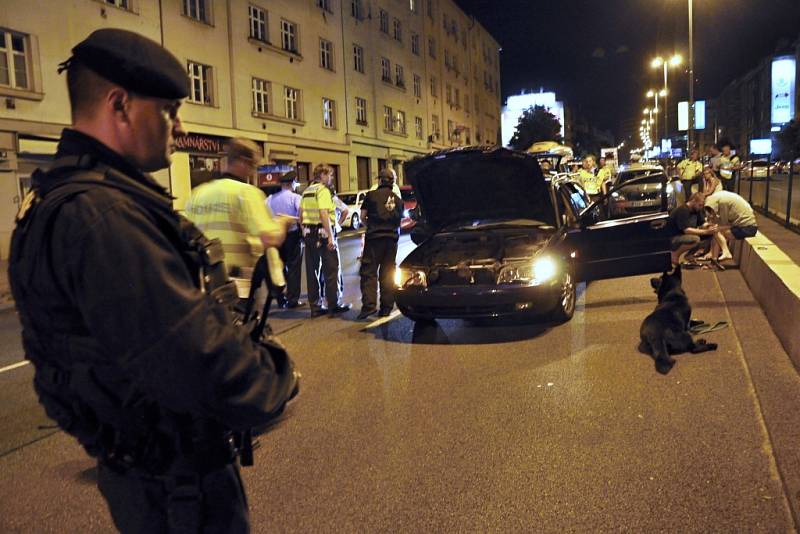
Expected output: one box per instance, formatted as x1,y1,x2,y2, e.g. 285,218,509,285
395,146,676,323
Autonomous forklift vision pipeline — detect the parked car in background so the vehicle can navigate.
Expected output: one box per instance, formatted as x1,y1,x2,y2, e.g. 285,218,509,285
337,190,368,229
400,185,417,231
607,163,681,217
395,147,674,324
742,160,778,180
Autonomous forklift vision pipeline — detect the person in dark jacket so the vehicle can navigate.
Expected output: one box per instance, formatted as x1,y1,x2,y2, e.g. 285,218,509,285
8,29,297,533
357,169,404,319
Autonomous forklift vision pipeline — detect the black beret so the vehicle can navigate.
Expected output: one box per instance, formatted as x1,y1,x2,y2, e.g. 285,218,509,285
66,29,189,99
279,171,298,183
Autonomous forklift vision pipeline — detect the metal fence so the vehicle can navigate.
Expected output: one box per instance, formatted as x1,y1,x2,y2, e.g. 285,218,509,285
735,153,800,234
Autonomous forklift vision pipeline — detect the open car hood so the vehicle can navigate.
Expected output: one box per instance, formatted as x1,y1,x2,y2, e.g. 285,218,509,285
405,147,556,230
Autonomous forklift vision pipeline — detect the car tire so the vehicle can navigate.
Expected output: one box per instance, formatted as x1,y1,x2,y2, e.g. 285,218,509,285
550,270,576,323
351,213,360,230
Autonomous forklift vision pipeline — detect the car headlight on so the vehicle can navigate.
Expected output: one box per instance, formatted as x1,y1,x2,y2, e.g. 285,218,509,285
497,256,559,286
395,267,427,288
531,256,558,285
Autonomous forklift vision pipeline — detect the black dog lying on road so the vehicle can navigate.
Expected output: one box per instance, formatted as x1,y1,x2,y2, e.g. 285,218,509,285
639,266,718,368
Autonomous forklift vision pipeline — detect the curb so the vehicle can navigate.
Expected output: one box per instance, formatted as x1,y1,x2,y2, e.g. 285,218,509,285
738,232,800,373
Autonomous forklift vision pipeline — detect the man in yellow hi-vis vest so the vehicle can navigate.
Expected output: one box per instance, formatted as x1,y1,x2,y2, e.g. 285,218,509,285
301,164,351,317
185,138,292,295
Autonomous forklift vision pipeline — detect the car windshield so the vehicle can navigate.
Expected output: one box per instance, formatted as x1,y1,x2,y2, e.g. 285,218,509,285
617,170,665,185
338,194,357,205
444,218,553,231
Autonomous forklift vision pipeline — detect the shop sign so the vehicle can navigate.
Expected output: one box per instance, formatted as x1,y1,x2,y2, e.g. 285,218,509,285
175,133,227,154
258,164,295,186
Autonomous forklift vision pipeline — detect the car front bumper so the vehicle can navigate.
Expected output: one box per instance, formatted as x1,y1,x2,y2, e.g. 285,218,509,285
395,282,561,319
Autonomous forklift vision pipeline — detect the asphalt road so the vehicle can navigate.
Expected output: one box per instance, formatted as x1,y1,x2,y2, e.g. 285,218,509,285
1,232,800,532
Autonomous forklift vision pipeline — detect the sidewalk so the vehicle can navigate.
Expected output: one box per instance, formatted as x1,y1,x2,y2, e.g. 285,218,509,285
755,213,800,266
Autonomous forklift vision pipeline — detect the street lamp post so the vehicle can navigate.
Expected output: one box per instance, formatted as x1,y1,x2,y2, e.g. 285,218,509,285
651,55,683,141
688,0,694,151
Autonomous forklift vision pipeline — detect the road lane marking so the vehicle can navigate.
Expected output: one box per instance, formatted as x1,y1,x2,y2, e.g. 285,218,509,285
361,310,402,330
0,360,30,374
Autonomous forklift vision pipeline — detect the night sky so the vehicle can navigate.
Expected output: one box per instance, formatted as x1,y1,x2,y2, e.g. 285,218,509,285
457,0,800,138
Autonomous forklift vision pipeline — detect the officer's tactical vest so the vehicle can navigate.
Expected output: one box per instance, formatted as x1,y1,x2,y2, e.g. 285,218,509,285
300,182,334,225
9,156,243,468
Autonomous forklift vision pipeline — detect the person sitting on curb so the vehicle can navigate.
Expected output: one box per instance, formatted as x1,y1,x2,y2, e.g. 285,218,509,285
702,190,758,263
666,192,717,267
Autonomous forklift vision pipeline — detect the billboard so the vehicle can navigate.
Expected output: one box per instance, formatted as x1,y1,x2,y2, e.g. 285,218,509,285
771,56,796,125
677,100,706,131
749,139,772,155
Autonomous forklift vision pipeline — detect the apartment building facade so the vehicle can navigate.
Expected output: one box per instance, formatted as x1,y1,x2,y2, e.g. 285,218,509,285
0,0,502,258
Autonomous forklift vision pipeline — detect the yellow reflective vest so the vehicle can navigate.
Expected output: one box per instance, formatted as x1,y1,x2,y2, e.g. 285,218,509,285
300,182,336,225
185,177,285,287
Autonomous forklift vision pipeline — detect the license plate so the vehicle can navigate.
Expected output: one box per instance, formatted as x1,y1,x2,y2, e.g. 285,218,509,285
625,200,657,207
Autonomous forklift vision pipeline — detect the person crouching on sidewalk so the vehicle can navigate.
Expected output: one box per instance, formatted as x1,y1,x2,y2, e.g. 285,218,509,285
666,192,717,266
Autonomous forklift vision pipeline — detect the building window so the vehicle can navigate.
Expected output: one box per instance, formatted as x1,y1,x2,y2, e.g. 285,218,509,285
431,114,440,138
415,116,423,139
413,74,421,98
0,30,30,90
353,44,364,73
316,0,332,12
252,77,270,114
429,76,437,98
105,0,130,8
183,0,211,23
351,0,363,19
248,5,268,42
464,93,469,113
187,61,213,105
281,19,298,53
428,37,436,59
395,64,404,88
319,39,333,70
444,49,450,69
395,110,406,134
380,57,391,82
411,33,420,55
285,86,301,120
355,97,368,125
383,105,393,131
409,0,417,13
393,19,402,42
447,119,454,141
454,88,460,108
322,98,336,128
379,10,389,33
445,83,451,104
427,0,433,18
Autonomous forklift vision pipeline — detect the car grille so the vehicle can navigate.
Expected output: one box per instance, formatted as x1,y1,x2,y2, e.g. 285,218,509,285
430,267,497,286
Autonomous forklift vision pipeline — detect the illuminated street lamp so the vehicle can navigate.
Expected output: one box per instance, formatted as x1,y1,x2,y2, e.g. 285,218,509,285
651,54,683,139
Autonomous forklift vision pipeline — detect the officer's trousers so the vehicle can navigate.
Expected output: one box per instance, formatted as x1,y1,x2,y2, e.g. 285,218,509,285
279,229,303,305
97,461,249,534
359,237,398,312
303,226,341,311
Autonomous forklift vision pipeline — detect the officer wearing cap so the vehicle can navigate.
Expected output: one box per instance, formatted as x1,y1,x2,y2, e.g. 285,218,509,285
357,169,404,319
268,171,305,308
8,29,298,533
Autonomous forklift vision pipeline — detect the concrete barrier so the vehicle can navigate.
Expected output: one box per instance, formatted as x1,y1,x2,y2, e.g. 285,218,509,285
737,233,800,372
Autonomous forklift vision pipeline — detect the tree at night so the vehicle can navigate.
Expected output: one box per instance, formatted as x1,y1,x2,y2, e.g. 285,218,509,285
509,106,562,151
776,119,800,160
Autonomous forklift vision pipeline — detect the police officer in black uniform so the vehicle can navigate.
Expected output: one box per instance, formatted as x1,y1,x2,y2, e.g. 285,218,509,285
357,169,404,319
8,29,298,533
